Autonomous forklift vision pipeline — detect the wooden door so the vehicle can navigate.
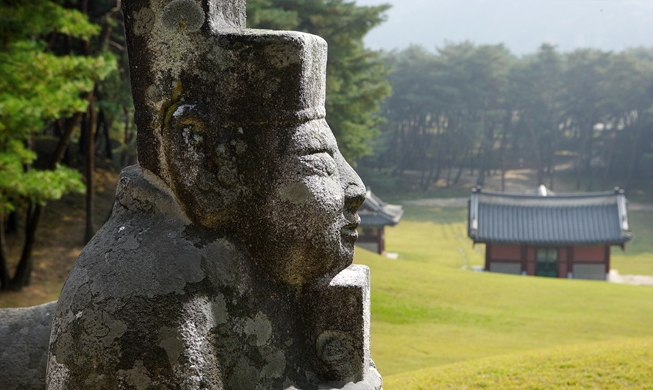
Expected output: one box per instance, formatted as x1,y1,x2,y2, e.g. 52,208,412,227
536,248,558,277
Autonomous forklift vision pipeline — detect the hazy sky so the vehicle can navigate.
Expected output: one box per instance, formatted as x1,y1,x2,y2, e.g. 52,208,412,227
355,0,653,56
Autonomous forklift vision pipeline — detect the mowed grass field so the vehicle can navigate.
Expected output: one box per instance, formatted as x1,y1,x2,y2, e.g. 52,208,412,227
384,337,653,389
612,210,653,276
354,205,653,388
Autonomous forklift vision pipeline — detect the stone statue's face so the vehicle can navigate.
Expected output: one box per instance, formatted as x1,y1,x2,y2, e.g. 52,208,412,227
247,119,366,286
162,104,365,286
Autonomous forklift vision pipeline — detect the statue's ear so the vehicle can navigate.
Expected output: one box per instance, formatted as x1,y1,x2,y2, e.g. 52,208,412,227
165,102,209,127
161,102,241,229
163,102,211,164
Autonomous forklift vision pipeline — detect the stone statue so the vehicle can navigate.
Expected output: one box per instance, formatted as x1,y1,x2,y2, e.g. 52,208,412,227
47,0,382,389
0,302,57,390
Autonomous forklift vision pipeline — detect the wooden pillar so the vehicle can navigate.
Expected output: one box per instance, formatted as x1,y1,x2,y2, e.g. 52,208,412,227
377,227,384,254
604,244,610,279
526,246,535,275
485,243,491,271
557,246,567,278
520,244,527,275
568,246,574,279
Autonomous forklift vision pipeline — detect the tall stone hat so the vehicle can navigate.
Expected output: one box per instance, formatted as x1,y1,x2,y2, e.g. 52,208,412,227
122,0,328,180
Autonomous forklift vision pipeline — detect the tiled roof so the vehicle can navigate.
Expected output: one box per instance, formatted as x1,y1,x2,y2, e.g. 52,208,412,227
359,190,403,227
468,187,631,245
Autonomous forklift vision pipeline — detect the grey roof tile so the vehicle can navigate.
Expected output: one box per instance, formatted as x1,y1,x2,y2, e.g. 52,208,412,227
468,189,631,245
359,189,404,227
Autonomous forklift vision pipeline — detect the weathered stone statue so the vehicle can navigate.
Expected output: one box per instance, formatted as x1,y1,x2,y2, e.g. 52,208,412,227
0,302,57,390
47,0,381,389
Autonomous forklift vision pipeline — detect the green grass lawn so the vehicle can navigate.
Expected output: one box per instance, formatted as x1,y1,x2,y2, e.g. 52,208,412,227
354,203,653,388
384,337,653,389
612,210,653,275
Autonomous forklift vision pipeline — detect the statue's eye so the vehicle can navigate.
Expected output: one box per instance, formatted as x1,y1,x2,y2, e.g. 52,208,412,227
298,152,337,176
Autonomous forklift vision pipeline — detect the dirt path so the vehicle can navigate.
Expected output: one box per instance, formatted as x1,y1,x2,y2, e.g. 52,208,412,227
609,270,653,286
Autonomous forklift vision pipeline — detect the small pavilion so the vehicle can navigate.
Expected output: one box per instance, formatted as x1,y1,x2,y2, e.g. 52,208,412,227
356,189,403,255
468,186,631,280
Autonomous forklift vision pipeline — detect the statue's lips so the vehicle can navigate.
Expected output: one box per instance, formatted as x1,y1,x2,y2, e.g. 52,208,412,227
341,213,360,241
340,228,358,245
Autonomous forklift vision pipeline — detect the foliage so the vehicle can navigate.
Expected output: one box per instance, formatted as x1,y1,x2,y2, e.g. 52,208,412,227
247,0,392,163
0,141,83,214
376,43,516,189
354,203,653,376
0,1,115,213
369,43,653,192
0,1,99,42
0,0,116,290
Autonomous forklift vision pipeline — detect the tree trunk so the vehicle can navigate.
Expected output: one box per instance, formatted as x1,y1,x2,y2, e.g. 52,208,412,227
11,202,43,290
445,162,453,187
0,214,10,290
526,121,544,186
476,143,486,187
53,118,63,138
98,1,121,50
7,211,18,234
575,127,590,190
96,108,113,159
85,98,96,243
424,141,443,192
419,168,427,191
79,111,88,154
601,126,618,190
548,120,561,191
122,106,130,166
625,133,638,191
397,122,406,177
453,147,470,186
51,111,84,169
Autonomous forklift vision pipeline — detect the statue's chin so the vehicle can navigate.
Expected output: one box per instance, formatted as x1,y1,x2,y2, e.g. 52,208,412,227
252,244,353,287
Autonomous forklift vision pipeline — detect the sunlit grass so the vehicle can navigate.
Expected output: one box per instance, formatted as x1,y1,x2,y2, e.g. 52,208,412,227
383,337,653,390
382,206,484,269
611,210,653,275
354,203,653,385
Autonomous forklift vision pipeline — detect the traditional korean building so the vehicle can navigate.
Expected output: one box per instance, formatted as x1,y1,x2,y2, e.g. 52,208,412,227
468,186,631,280
356,189,403,255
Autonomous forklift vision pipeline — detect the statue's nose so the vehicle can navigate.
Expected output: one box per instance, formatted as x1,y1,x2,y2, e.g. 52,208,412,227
337,154,366,212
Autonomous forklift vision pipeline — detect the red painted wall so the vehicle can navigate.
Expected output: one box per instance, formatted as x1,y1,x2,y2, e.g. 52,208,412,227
485,243,611,278
573,245,606,262
489,244,521,260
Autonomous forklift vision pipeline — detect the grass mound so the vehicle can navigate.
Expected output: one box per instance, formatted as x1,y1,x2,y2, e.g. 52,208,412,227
383,337,653,389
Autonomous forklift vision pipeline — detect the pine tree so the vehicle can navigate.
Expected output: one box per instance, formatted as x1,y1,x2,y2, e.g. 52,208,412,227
0,0,116,290
247,0,392,163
